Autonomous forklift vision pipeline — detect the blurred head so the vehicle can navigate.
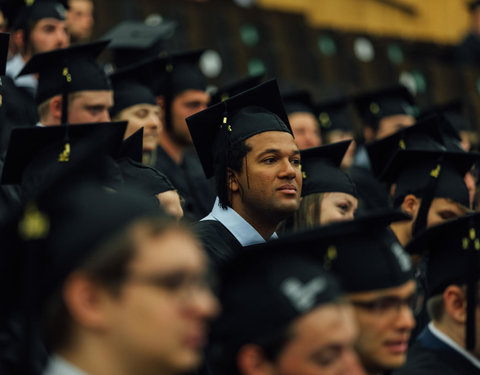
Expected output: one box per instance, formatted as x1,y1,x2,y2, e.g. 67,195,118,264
349,280,416,373
114,104,162,152
38,90,113,126
235,302,365,375
288,112,322,150
44,219,219,374
66,0,94,43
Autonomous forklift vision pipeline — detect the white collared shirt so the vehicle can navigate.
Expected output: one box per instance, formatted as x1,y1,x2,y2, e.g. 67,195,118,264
6,53,37,96
429,322,480,370
201,197,278,247
42,355,88,375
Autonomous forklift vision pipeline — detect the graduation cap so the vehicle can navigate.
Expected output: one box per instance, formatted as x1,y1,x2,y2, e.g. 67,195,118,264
186,79,292,179
281,89,315,115
209,74,264,106
382,149,478,235
420,99,472,134
366,113,447,177
12,0,68,31
119,127,143,163
209,240,343,368
300,140,357,197
352,85,417,130
316,96,354,133
109,61,157,118
407,213,480,350
1,121,127,188
17,40,111,122
102,20,176,68
248,208,412,294
117,158,175,197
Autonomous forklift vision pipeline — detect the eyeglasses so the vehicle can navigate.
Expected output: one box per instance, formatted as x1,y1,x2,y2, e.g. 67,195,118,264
126,270,215,300
351,291,424,317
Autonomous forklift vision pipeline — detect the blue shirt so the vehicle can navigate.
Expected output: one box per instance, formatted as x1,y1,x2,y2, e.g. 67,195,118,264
202,197,278,246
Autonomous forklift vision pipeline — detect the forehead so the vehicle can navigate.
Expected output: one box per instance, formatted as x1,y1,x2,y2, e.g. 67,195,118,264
33,17,66,29
129,227,206,273
72,90,113,103
245,131,297,152
124,103,160,113
431,197,465,210
174,89,209,102
349,280,416,300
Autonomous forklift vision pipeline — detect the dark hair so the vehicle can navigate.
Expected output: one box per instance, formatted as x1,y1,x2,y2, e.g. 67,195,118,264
209,326,293,375
42,216,180,351
215,140,251,209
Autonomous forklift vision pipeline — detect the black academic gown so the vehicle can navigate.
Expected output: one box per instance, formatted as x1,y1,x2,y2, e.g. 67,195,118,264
192,220,242,270
393,326,480,375
1,76,38,154
154,146,215,221
455,33,480,67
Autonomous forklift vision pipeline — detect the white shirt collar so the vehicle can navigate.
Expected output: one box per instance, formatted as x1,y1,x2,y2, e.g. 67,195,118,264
43,355,89,375
201,197,278,247
429,322,480,369
6,53,37,94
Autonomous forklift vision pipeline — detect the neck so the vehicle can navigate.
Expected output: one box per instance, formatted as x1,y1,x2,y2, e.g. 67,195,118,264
432,320,467,352
231,201,278,240
389,221,411,247
159,132,184,165
57,336,174,375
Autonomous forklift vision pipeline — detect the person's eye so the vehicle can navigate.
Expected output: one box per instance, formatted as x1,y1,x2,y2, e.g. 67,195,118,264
439,211,458,220
290,158,301,166
262,157,276,164
311,350,341,367
87,106,104,115
337,203,348,212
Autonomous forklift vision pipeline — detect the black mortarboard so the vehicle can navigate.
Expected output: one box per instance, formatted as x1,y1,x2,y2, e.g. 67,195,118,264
381,149,477,208
407,213,480,350
109,62,157,118
366,113,447,177
352,85,417,129
36,185,165,306
246,208,412,294
300,140,357,197
0,32,9,76
117,158,175,196
17,40,111,106
119,128,143,163
12,0,68,31
1,122,127,186
281,89,315,115
102,20,176,68
209,241,343,366
186,79,292,178
420,99,472,134
316,96,353,133
157,49,206,98
297,209,413,293
209,74,264,106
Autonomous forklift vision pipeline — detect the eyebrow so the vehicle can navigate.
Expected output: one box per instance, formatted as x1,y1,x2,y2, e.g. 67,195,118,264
257,148,300,158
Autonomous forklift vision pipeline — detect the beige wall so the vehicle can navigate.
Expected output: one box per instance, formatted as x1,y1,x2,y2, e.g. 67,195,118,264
257,0,472,44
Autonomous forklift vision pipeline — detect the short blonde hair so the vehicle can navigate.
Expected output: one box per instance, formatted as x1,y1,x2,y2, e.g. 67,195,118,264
37,93,83,123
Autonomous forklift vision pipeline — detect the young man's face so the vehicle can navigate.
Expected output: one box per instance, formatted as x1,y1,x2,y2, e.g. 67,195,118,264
66,0,94,42
117,103,162,152
169,89,210,146
272,303,365,375
104,228,219,373
29,18,69,55
68,90,113,124
288,112,322,150
348,280,416,373
232,131,302,222
426,197,468,228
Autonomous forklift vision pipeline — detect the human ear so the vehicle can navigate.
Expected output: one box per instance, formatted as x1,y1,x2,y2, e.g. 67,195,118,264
237,344,275,375
402,194,420,217
443,285,467,324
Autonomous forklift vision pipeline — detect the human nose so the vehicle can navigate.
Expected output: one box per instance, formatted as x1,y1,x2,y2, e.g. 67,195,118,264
395,303,416,332
278,158,298,179
187,286,220,320
98,110,111,123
